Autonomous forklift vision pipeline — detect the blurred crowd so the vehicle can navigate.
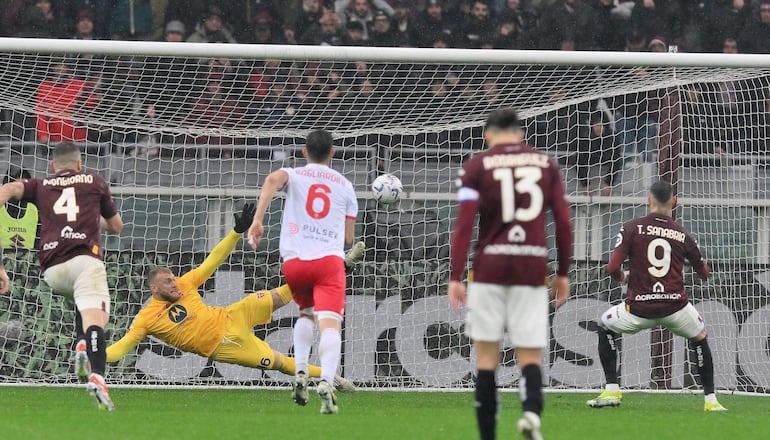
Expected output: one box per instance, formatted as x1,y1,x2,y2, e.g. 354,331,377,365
2,0,770,53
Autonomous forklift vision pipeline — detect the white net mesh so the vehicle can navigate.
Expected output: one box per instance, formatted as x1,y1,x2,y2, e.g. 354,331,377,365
0,41,769,392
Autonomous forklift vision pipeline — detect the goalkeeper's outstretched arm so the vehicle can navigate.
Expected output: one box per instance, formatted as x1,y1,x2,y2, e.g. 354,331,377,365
106,335,140,362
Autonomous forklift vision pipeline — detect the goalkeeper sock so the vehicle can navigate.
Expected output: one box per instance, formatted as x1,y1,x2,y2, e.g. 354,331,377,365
520,364,544,415
318,328,342,385
275,284,293,306
293,317,314,375
690,337,715,396
598,326,620,384
276,352,322,378
475,369,497,440
85,325,106,376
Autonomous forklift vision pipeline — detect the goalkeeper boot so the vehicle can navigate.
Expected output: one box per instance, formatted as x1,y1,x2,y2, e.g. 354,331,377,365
517,411,543,440
86,373,115,412
292,372,309,406
333,375,356,393
74,339,91,383
344,241,366,272
586,389,622,408
317,380,338,415
704,401,728,412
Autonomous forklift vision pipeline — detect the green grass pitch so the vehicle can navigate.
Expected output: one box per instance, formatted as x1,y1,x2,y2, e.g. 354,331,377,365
1,387,767,440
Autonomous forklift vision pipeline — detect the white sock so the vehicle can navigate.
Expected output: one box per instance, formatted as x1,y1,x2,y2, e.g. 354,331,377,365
318,328,342,385
705,393,718,404
293,317,314,375
605,383,620,392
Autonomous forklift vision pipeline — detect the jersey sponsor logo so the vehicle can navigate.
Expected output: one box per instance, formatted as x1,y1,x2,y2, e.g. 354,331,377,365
42,174,94,186
507,225,527,243
288,222,299,234
635,292,682,301
302,224,339,240
42,241,58,250
482,152,550,170
60,226,86,239
483,244,548,257
167,305,188,323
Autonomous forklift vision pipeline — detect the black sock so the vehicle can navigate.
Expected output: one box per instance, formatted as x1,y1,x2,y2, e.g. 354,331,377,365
85,325,106,376
598,326,620,384
74,308,84,341
690,337,715,395
475,370,497,440
521,364,543,415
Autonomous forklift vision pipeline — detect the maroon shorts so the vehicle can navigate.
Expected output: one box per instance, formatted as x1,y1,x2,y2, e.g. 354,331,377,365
282,255,346,319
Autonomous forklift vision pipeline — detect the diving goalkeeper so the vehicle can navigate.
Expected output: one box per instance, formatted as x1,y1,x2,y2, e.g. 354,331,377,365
106,204,358,391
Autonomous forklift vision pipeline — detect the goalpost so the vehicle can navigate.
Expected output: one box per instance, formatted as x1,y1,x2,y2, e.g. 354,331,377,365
0,38,769,394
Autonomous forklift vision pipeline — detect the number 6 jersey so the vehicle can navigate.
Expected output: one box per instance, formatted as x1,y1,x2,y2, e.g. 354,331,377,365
21,169,117,271
278,163,358,262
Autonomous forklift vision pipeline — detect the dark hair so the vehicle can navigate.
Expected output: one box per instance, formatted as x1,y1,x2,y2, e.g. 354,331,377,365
52,142,81,164
650,181,673,205
484,108,520,131
305,129,334,162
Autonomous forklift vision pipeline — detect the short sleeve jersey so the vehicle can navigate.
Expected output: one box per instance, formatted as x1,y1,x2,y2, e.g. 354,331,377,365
21,169,117,271
612,213,707,318
457,143,570,286
278,163,358,261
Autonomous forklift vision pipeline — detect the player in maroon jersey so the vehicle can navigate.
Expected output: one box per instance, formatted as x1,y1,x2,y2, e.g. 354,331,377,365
587,181,727,412
449,108,573,440
0,142,123,411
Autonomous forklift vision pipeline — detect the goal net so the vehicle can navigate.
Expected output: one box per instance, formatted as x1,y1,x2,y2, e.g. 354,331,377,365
0,39,768,393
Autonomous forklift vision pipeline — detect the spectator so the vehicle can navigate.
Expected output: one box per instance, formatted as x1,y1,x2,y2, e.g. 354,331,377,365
369,10,398,46
701,0,749,53
629,0,683,47
65,0,111,39
591,0,625,51
538,0,597,50
186,76,245,158
342,19,367,45
576,112,622,196
162,20,186,41
457,0,493,48
413,0,455,47
739,0,770,54
493,0,537,49
1,0,28,37
647,35,667,52
0,169,39,250
624,27,647,52
391,0,415,46
109,0,153,40
17,0,62,38
335,0,394,41
722,37,738,54
72,8,96,39
187,5,238,44
243,12,286,44
284,0,326,45
35,60,96,144
300,10,345,45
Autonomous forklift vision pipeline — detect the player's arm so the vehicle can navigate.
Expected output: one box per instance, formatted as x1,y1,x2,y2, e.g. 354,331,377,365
344,189,358,245
685,235,711,280
607,225,631,283
449,184,479,312
98,181,123,234
0,181,28,294
248,169,289,249
106,319,146,362
100,215,124,234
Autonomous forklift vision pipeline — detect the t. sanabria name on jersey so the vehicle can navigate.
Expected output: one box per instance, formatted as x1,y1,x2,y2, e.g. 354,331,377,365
636,224,686,243
482,152,550,170
42,174,94,186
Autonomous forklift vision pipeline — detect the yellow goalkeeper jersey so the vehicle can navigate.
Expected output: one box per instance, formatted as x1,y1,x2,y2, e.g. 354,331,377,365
107,230,240,361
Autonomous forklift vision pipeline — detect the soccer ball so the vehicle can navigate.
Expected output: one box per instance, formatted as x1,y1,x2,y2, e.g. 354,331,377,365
371,174,403,205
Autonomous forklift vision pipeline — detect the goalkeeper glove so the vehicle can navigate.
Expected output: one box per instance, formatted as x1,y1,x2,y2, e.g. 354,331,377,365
234,203,256,234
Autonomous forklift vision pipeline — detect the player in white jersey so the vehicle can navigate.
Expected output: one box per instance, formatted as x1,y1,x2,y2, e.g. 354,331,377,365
248,129,358,415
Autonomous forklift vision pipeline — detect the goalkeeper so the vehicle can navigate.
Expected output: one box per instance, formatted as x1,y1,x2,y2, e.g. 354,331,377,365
106,204,358,391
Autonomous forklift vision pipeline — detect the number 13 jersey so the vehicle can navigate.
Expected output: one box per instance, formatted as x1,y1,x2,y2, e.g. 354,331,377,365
278,163,358,262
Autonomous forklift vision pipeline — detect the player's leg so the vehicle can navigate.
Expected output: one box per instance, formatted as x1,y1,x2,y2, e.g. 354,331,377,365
73,306,90,383
662,304,726,411
281,258,316,406
466,282,506,440
506,285,548,440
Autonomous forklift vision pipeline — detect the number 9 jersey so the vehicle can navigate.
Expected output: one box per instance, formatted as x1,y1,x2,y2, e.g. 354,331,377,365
21,169,117,271
278,163,358,262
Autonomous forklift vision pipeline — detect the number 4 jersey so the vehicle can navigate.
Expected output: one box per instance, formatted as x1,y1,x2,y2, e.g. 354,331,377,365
608,213,710,318
21,169,118,271
278,163,358,262
452,142,572,286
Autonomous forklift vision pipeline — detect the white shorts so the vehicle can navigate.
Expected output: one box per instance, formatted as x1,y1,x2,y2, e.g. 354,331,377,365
465,282,548,348
43,255,110,315
601,302,705,339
